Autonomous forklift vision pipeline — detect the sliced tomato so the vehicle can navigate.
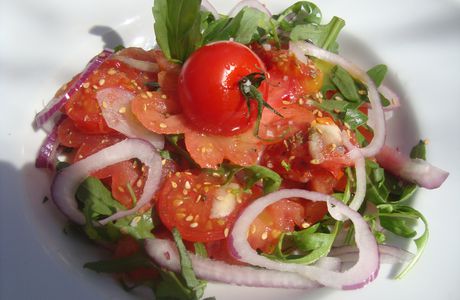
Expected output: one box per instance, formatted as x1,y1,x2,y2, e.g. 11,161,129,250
63,48,158,134
248,199,305,254
156,171,258,242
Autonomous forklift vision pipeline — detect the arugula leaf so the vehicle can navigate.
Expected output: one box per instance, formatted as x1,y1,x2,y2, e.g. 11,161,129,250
330,65,361,102
377,204,429,279
268,222,341,264
367,64,388,87
290,16,345,52
172,228,206,300
215,164,282,194
153,0,202,63
193,242,208,258
77,177,154,241
274,1,322,31
84,252,153,273
410,140,427,160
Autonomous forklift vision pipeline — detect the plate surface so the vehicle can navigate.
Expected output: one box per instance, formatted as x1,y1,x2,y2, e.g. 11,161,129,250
1,0,459,299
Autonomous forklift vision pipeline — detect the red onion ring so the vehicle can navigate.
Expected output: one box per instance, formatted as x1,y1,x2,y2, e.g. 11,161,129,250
228,0,272,18
51,138,162,225
34,49,114,130
145,238,340,289
111,55,159,73
96,88,164,149
290,41,386,158
229,189,379,290
376,145,449,189
379,84,401,109
35,116,65,169
330,245,414,265
201,0,220,19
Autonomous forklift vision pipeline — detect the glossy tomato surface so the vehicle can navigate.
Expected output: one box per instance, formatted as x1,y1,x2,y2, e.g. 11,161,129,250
178,41,268,136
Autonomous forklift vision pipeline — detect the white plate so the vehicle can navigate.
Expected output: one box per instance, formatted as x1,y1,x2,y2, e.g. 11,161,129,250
1,0,459,299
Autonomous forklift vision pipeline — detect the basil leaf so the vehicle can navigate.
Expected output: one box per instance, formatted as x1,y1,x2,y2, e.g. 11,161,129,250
367,64,388,87
330,65,361,102
172,228,206,300
153,0,202,63
290,16,345,52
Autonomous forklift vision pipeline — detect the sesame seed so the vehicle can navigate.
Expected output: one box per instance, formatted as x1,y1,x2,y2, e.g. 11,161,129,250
141,94,148,99
102,101,108,108
82,82,90,89
161,94,167,99
98,79,105,86
184,181,191,190
317,111,323,117
107,68,117,75
423,138,430,145
250,225,257,234
195,194,202,203
184,172,192,176
118,186,125,192
282,100,290,105
173,199,183,207
136,179,143,188
143,104,147,111
224,228,229,237
261,232,268,240
310,159,321,165
334,96,343,101
182,189,188,196
92,85,99,90
176,213,186,219
146,91,153,98
190,222,198,228
301,222,311,228
161,159,166,166
217,219,225,226
185,215,194,222
118,106,127,114
171,181,178,188
159,123,167,128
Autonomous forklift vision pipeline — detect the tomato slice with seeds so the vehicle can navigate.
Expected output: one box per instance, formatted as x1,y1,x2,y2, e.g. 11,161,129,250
63,48,158,134
156,171,259,242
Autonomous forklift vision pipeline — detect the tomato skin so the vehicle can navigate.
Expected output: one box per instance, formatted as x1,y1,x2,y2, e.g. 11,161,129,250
178,41,268,136
157,171,260,242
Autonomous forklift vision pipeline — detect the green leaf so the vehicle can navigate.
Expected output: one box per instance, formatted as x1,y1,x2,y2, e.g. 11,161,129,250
367,64,388,87
193,242,208,258
290,16,345,52
330,65,361,102
234,8,271,44
313,99,349,113
172,228,206,300
217,164,282,194
153,0,202,63
274,1,323,31
76,177,124,217
410,140,427,160
268,222,341,264
377,204,429,279
84,252,153,273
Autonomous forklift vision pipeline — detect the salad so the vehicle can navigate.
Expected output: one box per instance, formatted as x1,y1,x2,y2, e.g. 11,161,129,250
33,0,449,299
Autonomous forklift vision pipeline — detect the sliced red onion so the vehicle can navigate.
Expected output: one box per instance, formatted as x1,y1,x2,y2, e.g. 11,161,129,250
111,55,159,73
96,88,164,149
51,138,162,225
145,238,340,289
201,0,220,19
35,116,65,169
34,49,114,130
330,245,414,265
290,41,385,158
229,189,379,290
376,145,449,189
289,41,309,64
228,0,272,17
